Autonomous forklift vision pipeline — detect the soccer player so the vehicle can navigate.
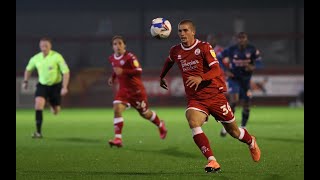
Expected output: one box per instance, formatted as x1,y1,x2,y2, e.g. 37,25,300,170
107,35,167,147
217,32,262,136
159,20,260,172
22,37,70,138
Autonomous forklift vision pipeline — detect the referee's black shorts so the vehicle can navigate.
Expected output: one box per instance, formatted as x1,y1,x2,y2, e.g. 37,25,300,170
35,82,62,106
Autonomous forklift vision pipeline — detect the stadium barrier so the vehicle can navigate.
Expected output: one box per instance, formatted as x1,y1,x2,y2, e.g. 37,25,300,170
16,67,303,108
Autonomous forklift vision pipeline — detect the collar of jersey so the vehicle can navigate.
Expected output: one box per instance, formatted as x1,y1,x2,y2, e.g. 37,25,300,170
180,39,199,50
42,50,53,58
114,52,125,60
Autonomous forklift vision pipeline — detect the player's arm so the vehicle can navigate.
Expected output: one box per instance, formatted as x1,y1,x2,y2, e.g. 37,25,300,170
23,58,35,89
114,56,142,76
159,55,175,90
108,72,116,86
253,48,263,69
57,54,70,96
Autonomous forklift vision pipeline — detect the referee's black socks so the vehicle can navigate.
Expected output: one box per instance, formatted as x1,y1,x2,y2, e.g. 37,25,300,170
35,110,43,134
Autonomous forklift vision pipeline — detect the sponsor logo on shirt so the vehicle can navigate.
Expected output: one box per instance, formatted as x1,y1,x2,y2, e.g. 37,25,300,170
180,59,199,72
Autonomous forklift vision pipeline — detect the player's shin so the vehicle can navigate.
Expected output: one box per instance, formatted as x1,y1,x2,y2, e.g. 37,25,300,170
241,108,250,128
147,111,161,127
35,110,43,134
114,117,124,139
192,127,215,161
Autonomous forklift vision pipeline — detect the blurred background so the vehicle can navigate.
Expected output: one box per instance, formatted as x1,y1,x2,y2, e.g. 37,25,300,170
16,0,304,108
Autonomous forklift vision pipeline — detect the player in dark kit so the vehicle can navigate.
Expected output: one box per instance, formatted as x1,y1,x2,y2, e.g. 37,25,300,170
107,35,167,147
218,32,262,136
159,20,260,173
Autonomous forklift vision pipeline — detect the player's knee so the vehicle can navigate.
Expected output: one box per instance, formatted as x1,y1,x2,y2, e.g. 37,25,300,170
114,107,123,117
242,103,250,112
35,98,45,110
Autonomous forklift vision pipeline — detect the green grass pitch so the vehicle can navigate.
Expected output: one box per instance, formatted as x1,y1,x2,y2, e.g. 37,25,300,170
16,107,304,180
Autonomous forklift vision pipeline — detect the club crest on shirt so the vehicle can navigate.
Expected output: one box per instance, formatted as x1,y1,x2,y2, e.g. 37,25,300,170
48,66,53,70
194,48,200,55
133,60,139,67
178,55,182,59
120,60,125,65
210,50,217,58
245,53,251,58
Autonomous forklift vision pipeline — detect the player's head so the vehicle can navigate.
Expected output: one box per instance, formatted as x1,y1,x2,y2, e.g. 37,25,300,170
237,32,248,47
111,35,126,55
39,37,52,55
206,34,217,48
178,19,196,44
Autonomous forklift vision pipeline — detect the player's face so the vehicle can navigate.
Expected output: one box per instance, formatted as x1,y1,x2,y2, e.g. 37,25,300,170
237,35,248,47
178,24,195,44
39,40,52,54
112,39,126,54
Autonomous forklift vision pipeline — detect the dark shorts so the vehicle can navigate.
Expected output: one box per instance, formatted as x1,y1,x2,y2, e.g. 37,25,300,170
35,82,62,106
227,77,251,101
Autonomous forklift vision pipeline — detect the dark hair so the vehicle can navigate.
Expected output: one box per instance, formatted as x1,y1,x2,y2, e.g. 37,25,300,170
111,35,126,45
40,37,52,43
178,19,196,31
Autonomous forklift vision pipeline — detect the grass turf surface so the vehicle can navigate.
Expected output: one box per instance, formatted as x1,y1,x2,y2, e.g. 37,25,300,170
16,107,304,180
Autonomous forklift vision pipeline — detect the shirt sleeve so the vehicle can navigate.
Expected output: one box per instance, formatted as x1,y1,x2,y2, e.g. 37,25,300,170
203,43,219,67
26,57,36,71
57,54,70,74
122,55,142,76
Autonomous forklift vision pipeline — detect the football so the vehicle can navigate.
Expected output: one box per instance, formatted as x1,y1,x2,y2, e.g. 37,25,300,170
150,18,172,39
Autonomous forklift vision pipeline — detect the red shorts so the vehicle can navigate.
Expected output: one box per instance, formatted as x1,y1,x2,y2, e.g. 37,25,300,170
186,93,235,123
113,90,149,114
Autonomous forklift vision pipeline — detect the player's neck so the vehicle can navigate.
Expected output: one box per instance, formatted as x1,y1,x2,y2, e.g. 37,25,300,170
239,44,247,50
115,50,126,57
182,38,196,47
42,51,50,57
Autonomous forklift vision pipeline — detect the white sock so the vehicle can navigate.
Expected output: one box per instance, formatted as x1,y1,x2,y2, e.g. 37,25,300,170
191,127,203,136
115,134,122,139
238,128,245,140
208,156,216,161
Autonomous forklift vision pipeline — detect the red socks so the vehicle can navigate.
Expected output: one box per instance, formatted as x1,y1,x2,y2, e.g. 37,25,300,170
238,128,253,145
192,127,214,160
114,117,124,139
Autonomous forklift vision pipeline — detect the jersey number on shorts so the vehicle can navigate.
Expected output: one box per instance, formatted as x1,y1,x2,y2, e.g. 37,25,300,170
220,102,232,116
136,101,146,111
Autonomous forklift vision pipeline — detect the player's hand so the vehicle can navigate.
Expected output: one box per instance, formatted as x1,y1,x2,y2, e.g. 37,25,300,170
186,76,202,91
160,78,169,90
225,70,234,78
245,64,255,72
22,81,28,90
61,87,68,96
107,77,114,86
113,67,123,75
